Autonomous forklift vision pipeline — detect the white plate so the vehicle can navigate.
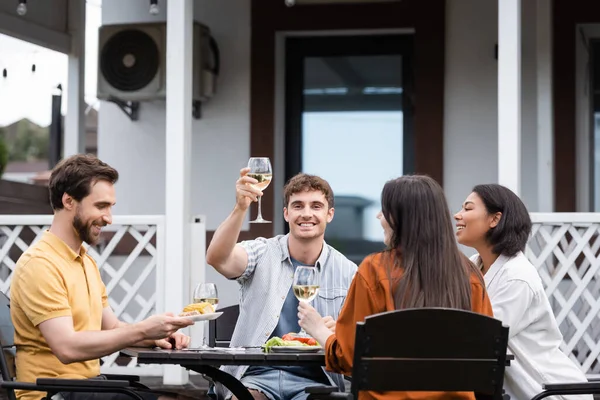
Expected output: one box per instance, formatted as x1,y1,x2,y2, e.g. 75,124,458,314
266,345,322,353
179,312,223,322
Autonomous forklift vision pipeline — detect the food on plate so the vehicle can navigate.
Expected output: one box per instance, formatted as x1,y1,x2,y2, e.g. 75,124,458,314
179,302,214,317
281,333,318,346
263,333,320,351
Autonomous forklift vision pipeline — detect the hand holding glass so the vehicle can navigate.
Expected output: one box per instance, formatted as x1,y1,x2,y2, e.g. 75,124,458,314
247,157,272,223
293,266,320,337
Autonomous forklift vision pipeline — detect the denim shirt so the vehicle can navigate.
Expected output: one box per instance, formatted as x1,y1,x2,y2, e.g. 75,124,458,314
216,234,357,399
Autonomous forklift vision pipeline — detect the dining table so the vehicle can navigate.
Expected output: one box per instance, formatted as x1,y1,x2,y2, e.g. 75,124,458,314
122,346,327,400
121,346,514,400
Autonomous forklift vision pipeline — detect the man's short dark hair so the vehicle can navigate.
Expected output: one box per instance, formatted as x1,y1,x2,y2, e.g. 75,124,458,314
472,183,532,257
283,173,334,208
49,154,119,210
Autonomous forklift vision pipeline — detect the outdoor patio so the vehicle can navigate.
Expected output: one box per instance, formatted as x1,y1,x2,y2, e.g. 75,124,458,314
1,0,600,395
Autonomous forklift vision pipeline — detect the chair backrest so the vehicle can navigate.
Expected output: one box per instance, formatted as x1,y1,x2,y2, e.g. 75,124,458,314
0,292,18,400
208,304,239,347
351,308,509,400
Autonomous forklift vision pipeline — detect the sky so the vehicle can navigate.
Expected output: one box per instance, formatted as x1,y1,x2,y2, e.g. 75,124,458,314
0,0,102,127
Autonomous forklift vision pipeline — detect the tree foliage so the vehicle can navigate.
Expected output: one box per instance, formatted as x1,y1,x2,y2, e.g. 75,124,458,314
2,120,49,162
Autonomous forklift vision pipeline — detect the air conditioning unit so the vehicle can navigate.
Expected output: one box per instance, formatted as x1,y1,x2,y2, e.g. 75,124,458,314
97,22,218,102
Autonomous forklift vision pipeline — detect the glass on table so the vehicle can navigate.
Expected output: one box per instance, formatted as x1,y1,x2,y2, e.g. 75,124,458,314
193,282,219,310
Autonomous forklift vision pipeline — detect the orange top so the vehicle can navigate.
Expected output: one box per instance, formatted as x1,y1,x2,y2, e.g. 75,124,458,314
324,252,493,400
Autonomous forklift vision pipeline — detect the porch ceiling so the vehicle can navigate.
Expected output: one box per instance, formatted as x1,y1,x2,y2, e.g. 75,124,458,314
304,55,403,112
0,0,70,53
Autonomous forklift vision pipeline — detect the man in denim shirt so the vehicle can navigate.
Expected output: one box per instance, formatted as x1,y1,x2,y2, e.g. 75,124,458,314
206,170,357,400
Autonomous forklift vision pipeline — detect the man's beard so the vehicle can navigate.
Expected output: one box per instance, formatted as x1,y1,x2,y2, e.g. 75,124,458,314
73,212,102,245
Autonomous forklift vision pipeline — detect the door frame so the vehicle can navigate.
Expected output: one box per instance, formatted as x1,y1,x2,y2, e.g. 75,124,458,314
284,34,415,186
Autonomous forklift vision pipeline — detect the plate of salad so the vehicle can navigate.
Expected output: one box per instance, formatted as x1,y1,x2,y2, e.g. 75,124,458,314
263,333,322,353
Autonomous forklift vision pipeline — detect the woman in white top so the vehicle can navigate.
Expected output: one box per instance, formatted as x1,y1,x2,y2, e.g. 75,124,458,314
454,183,591,400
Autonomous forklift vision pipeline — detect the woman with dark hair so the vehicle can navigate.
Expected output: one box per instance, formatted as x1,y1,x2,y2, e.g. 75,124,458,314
454,184,590,400
298,175,493,400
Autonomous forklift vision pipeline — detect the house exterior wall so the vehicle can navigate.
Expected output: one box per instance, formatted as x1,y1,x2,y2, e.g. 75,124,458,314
99,0,250,229
444,0,540,216
99,0,251,308
98,0,547,251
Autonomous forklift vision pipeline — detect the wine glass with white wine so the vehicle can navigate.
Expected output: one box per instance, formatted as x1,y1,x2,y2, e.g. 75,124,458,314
247,157,273,223
193,283,219,310
293,266,320,338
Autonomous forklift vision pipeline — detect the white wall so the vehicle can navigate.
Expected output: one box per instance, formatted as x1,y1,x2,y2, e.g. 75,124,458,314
444,0,499,215
444,0,539,220
99,0,250,231
521,0,539,212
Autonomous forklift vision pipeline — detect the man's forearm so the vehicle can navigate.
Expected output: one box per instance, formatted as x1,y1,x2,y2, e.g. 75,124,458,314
206,206,246,267
115,320,155,347
59,324,146,364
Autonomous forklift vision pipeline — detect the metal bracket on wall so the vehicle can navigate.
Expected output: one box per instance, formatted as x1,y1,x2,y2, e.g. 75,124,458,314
107,97,140,121
193,100,201,120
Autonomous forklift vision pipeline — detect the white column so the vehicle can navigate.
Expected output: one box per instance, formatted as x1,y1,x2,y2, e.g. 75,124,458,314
536,0,554,211
64,0,86,157
164,0,194,385
498,0,522,194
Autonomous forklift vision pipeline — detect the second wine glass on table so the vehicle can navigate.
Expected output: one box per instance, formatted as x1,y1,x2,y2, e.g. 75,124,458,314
193,283,219,310
293,266,320,338
247,157,273,223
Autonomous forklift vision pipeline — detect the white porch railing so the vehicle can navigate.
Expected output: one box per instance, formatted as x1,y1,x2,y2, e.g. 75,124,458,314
0,215,167,377
528,213,600,378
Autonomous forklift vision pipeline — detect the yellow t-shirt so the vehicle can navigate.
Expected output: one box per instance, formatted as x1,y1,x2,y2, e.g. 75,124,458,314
10,231,109,400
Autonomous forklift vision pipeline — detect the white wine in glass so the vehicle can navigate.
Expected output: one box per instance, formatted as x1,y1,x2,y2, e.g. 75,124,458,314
292,284,319,303
247,157,273,223
247,173,272,191
293,266,320,338
193,283,219,310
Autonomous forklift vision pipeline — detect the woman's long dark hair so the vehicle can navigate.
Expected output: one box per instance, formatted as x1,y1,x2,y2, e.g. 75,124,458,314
382,175,478,311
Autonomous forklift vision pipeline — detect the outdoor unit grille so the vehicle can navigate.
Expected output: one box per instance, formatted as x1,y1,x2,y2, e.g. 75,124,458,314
97,22,218,102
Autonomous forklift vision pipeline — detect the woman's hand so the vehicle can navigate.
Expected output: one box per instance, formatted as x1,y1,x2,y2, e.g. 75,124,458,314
298,302,334,347
322,315,336,333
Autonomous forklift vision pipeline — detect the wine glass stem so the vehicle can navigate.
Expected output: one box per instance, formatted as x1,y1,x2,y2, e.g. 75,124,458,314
257,195,264,220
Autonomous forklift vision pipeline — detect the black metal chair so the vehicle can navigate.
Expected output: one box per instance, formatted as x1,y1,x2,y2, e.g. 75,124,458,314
306,307,600,400
530,381,600,399
208,305,239,348
0,292,148,400
307,308,510,400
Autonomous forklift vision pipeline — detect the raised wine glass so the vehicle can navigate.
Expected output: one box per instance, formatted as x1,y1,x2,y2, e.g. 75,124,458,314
293,266,320,338
247,157,273,223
